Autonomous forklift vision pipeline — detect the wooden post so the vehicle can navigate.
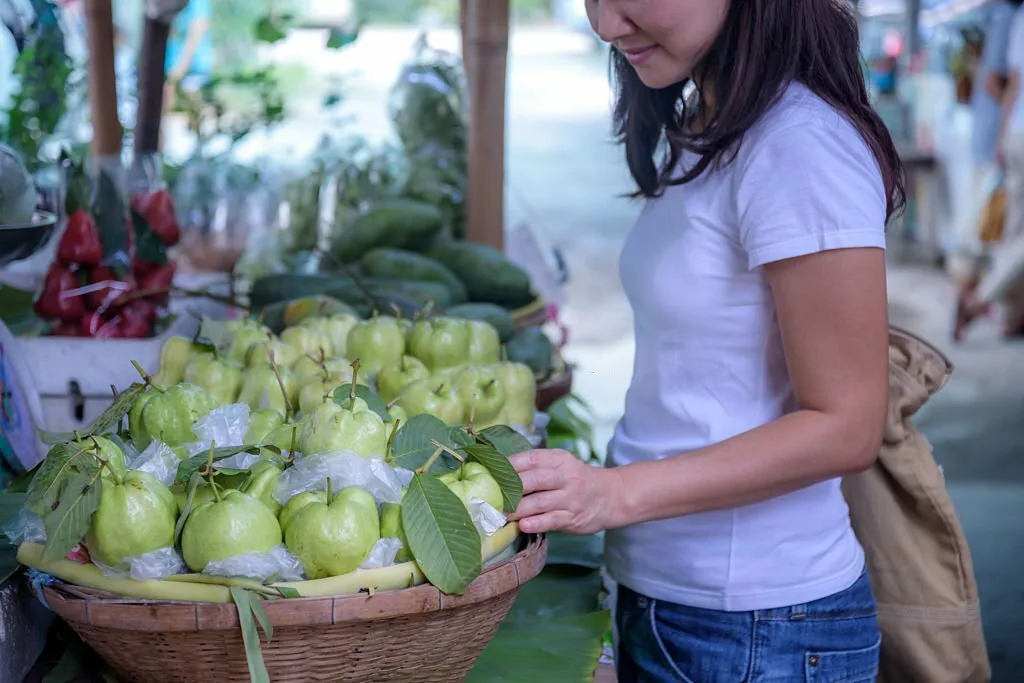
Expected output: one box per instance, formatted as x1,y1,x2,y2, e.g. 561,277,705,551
459,0,472,90
464,0,510,251
134,18,171,157
84,0,122,157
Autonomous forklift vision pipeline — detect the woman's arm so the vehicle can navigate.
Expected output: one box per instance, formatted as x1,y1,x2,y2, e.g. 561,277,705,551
167,17,210,82
510,246,889,535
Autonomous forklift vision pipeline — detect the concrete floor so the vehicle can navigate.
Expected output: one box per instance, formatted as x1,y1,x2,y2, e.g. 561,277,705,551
179,25,1024,680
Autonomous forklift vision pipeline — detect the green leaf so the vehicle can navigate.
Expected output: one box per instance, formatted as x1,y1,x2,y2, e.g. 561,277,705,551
175,445,262,485
41,640,89,683
545,532,605,570
250,596,274,643
276,585,300,599
448,426,476,448
326,28,358,50
25,442,100,516
4,464,38,493
42,471,103,562
254,16,288,44
174,472,202,543
332,384,391,421
461,443,523,513
197,316,235,353
0,492,27,527
0,284,35,320
92,167,128,260
230,587,271,683
478,425,532,457
131,208,168,265
389,414,460,473
401,473,481,595
39,383,147,445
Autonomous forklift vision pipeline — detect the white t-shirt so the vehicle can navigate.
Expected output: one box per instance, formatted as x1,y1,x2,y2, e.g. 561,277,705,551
604,83,887,612
1008,8,1024,135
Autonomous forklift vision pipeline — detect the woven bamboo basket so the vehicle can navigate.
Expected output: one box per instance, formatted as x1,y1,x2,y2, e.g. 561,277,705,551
536,365,573,412
41,535,547,683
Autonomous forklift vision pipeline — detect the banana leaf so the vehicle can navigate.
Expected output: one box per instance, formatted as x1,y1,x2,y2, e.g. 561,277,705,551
467,565,609,682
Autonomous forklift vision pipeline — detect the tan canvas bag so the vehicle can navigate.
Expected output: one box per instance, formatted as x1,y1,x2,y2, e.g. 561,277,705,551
842,327,990,683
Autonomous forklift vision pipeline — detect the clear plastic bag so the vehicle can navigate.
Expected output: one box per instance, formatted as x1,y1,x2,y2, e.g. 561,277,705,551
129,440,181,488
203,544,305,582
93,546,186,580
359,538,404,570
273,452,406,505
184,404,251,459
2,508,46,544
469,500,507,538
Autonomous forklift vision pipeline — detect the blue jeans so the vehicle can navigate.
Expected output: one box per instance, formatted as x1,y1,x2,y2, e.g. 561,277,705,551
615,570,880,682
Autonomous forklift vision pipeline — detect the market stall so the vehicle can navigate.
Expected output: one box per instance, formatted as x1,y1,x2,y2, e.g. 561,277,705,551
0,1,610,680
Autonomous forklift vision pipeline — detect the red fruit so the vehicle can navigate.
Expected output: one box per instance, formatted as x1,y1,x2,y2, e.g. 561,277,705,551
53,322,80,337
57,211,103,267
132,189,181,246
139,262,176,305
118,306,153,339
34,264,87,322
86,266,125,311
126,299,159,325
79,312,123,339
132,256,157,280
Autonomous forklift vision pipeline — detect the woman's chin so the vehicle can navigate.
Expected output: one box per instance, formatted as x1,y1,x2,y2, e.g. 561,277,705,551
632,63,690,90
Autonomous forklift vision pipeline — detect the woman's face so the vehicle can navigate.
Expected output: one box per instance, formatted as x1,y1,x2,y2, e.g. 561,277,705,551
586,0,730,89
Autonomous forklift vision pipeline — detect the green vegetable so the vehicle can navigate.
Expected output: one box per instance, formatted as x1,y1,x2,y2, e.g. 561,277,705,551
505,327,554,378
331,199,445,262
426,241,534,308
360,248,468,303
445,303,516,342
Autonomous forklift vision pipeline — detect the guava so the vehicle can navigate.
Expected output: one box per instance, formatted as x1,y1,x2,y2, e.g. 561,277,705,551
284,487,380,579
181,489,283,572
86,470,177,567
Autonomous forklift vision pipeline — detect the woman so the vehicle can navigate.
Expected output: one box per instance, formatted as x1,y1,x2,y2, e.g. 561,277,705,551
509,2,904,681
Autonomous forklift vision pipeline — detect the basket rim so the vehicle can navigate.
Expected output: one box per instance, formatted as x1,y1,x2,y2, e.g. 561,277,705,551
42,535,547,633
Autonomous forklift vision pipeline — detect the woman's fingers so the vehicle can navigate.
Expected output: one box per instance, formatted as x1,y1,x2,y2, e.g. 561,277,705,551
517,510,574,534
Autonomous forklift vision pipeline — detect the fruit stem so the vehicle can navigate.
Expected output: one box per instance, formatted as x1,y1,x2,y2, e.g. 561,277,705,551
93,452,122,486
325,476,333,501
206,442,223,502
130,360,166,393
286,426,298,463
349,359,360,402
417,446,445,474
265,344,294,421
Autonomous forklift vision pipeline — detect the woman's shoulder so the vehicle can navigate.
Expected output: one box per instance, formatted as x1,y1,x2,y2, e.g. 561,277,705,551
735,83,878,175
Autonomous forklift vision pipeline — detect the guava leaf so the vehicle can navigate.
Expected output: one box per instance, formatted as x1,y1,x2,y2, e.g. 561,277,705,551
175,445,262,485
196,316,234,353
25,441,101,517
131,208,167,265
448,426,476,448
402,473,481,595
478,425,532,457
39,383,147,445
5,463,40,493
254,16,288,44
275,585,300,599
42,470,103,562
389,414,460,473
332,384,390,420
174,472,202,544
230,587,271,683
462,443,523,513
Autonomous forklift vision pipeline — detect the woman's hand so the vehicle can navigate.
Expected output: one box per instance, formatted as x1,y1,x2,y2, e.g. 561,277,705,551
508,449,623,535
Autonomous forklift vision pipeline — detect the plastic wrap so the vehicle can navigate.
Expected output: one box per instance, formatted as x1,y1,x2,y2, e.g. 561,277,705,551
469,500,507,538
129,440,180,488
359,538,404,570
203,545,304,582
184,404,251,459
1,508,46,545
273,452,407,506
514,412,550,449
93,547,186,581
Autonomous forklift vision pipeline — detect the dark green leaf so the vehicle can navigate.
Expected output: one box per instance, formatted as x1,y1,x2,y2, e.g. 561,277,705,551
390,414,460,472
332,384,391,421
0,492,26,529
39,383,147,445
92,167,128,260
478,425,532,457
176,445,262,485
230,587,271,683
461,444,523,513
174,472,202,543
254,16,288,44
25,441,100,516
250,596,274,643
130,208,168,265
4,464,39,493
42,471,103,562
545,532,605,570
402,473,481,595
197,316,234,353
0,284,34,320
448,426,476,448
326,28,358,50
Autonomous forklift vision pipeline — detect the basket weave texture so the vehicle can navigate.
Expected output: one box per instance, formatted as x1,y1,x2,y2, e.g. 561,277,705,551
42,535,547,683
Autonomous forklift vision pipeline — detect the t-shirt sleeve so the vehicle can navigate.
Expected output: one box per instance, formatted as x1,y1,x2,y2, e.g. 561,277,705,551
734,113,887,271
1009,10,1024,74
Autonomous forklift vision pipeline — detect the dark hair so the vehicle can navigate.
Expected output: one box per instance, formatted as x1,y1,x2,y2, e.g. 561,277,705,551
612,0,906,220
